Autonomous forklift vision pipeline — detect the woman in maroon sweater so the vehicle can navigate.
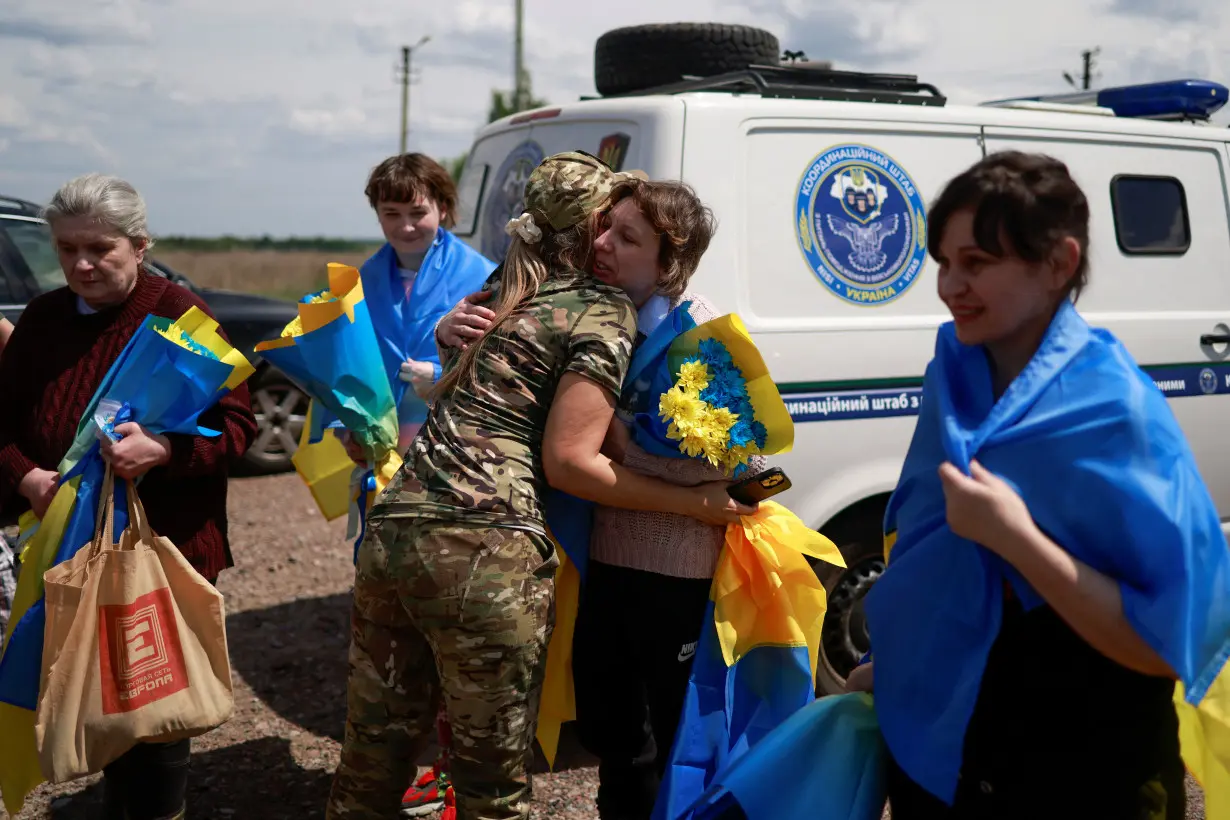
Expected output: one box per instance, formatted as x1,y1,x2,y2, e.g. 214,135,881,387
0,174,256,820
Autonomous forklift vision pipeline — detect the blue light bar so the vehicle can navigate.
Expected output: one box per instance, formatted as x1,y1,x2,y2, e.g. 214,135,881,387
985,79,1228,120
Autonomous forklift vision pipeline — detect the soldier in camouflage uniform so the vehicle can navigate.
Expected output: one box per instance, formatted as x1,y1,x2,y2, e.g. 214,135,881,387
326,152,644,820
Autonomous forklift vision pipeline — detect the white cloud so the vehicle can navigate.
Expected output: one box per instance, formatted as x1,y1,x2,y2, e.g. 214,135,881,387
0,0,1226,236
0,0,154,46
289,108,370,137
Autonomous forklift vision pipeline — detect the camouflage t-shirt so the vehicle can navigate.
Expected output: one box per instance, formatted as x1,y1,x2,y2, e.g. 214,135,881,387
372,270,636,535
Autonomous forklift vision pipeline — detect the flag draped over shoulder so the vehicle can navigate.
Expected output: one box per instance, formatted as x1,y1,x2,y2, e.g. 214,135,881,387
864,299,1230,810
0,307,253,816
359,233,496,439
254,264,403,549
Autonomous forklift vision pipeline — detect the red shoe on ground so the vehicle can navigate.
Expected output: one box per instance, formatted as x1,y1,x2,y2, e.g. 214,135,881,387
400,763,448,817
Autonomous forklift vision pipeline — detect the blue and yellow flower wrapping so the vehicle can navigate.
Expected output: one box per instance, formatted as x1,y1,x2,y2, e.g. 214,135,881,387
253,264,403,547
0,307,254,816
632,314,793,476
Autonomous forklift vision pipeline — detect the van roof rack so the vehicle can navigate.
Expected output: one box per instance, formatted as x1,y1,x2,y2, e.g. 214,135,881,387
602,64,946,107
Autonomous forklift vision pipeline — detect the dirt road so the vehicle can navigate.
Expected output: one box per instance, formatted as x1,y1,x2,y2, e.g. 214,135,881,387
5,472,1206,818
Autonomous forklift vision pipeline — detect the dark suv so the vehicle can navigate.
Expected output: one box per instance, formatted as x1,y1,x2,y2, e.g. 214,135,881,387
0,195,307,475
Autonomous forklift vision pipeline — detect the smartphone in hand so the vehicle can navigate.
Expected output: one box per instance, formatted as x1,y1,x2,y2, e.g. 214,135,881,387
726,467,792,505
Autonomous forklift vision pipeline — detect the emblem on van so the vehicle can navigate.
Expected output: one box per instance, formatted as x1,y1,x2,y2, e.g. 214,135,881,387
598,133,631,171
482,139,546,261
1200,368,1218,395
795,144,927,306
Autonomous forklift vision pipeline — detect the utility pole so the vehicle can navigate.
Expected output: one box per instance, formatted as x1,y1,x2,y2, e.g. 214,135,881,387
513,0,527,111
398,36,430,154
1063,47,1100,91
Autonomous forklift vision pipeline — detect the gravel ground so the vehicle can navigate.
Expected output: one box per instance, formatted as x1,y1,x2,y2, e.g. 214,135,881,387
1,472,1207,819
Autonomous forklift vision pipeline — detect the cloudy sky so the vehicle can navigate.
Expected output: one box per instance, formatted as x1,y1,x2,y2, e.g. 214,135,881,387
1,0,1226,237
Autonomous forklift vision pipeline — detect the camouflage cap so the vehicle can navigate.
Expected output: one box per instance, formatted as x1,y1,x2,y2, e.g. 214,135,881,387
524,151,647,232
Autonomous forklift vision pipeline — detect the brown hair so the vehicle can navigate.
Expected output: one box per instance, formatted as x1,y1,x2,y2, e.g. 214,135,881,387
430,216,597,399
928,151,1091,301
608,179,716,297
365,153,457,229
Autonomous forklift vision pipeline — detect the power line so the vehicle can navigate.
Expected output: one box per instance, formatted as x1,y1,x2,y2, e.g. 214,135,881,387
513,0,527,111
397,36,430,154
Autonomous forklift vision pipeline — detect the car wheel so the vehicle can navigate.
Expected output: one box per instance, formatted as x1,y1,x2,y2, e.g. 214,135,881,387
239,367,309,475
814,531,886,695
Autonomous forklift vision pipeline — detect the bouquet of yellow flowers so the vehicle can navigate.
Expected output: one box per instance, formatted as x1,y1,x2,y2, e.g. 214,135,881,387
635,314,792,473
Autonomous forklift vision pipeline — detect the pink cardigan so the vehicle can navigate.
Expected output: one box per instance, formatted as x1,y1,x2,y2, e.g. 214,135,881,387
590,291,767,579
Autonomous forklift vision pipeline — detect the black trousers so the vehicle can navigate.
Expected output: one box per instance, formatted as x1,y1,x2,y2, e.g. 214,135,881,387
102,738,192,820
572,560,712,820
101,573,222,820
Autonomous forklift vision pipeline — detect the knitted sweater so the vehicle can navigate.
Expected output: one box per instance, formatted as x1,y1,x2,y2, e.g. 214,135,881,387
0,274,257,579
590,291,767,579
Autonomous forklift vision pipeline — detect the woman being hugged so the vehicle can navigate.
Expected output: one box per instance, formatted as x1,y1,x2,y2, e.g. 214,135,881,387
326,153,751,820
576,178,768,819
857,152,1230,819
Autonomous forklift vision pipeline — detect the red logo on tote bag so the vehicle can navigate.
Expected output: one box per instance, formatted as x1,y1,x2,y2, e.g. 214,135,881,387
98,588,189,714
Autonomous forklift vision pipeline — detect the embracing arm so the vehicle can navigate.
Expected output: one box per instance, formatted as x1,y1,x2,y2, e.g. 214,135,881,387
622,434,767,485
543,373,754,526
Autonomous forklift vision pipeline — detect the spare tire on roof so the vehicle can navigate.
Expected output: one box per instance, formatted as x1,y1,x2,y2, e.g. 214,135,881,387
594,23,781,97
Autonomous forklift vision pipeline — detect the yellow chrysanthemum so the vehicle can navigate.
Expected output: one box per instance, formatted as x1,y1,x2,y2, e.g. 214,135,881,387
722,442,762,474
660,386,705,429
701,406,738,437
680,428,712,459
305,290,337,304
677,360,710,393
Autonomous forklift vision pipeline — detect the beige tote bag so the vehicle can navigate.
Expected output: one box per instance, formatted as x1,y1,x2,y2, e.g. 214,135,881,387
34,469,234,783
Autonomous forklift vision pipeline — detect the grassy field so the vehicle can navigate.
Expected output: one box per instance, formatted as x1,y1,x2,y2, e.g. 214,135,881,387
154,248,381,300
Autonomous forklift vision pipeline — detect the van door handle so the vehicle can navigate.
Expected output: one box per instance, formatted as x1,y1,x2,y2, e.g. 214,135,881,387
1201,334,1230,345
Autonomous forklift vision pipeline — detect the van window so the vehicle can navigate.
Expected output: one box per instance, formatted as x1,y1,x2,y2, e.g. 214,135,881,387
1110,176,1190,255
453,162,489,237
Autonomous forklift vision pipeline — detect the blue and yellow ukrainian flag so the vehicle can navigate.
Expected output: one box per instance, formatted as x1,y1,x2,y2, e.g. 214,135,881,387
651,503,844,819
865,300,1230,811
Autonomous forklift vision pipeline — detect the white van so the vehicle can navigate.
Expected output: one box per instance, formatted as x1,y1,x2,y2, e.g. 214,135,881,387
453,29,1230,692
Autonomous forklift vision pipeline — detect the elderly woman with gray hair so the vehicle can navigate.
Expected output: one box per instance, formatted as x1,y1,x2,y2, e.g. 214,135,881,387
0,173,256,820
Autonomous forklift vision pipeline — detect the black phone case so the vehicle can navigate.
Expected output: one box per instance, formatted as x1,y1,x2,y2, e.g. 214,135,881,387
727,468,792,504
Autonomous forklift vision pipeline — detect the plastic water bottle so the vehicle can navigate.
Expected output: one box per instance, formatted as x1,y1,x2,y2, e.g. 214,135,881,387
94,399,125,443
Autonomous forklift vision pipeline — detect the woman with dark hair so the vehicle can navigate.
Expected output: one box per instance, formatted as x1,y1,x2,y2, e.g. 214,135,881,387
358,153,496,450
848,151,1230,819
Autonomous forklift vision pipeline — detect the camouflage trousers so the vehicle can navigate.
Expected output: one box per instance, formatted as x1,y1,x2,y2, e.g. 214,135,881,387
326,518,558,820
